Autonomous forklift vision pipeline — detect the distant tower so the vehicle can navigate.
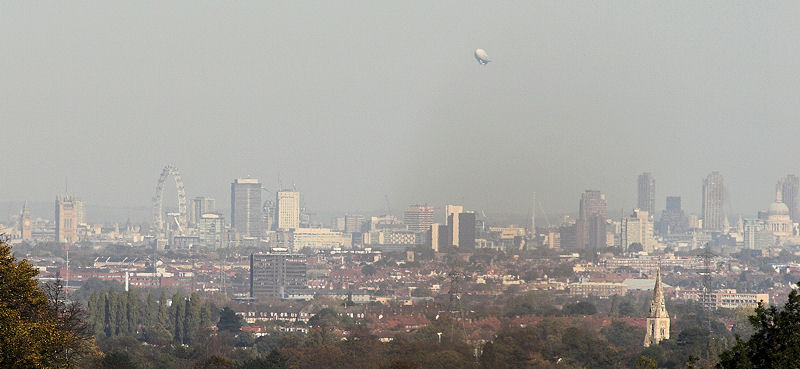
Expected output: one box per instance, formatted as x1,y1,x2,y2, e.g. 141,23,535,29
344,214,365,233
275,190,300,230
20,201,32,241
576,190,607,249
404,205,435,233
531,193,536,235
702,171,725,232
444,205,475,250
190,197,216,227
637,173,656,215
55,195,81,243
644,268,670,347
231,179,263,236
778,175,799,222
621,209,655,253
658,196,687,235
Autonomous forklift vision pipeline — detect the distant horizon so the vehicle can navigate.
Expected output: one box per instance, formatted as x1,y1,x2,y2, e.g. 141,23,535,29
0,193,772,227
3,2,798,224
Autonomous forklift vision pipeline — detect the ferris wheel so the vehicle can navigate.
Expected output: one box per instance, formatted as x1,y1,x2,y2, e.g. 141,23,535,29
152,165,187,232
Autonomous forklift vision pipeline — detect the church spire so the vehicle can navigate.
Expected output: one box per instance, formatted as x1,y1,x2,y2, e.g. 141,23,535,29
644,267,670,346
649,268,668,318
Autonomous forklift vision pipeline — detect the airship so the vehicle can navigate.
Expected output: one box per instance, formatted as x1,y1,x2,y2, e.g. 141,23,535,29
474,49,491,65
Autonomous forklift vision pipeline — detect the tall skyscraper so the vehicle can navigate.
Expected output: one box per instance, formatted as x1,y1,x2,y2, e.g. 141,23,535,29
444,205,475,250
637,172,656,215
231,179,263,236
55,195,81,243
778,174,799,222
579,190,607,220
445,205,463,247
445,205,463,220
198,213,224,249
666,196,681,212
576,190,607,249
743,219,772,250
428,223,448,252
19,201,32,241
452,212,476,250
621,209,655,253
190,197,216,227
275,190,300,230
344,214,365,233
702,171,725,232
643,269,670,347
404,205,435,233
658,196,687,235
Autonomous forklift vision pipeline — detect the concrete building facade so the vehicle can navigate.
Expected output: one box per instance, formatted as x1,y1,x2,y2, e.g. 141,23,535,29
702,172,725,232
250,252,307,298
275,191,300,230
231,179,263,236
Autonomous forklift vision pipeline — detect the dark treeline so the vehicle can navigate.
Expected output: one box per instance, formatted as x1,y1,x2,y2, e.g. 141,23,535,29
87,289,215,346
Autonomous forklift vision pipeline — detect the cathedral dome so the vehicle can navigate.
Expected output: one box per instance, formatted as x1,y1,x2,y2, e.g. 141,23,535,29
769,201,790,217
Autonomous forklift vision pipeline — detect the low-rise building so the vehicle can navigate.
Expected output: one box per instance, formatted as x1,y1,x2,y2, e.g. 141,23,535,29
568,281,627,297
682,289,769,309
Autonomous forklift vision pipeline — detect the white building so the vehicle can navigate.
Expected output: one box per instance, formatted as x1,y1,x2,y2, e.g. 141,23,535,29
198,213,224,249
622,209,656,253
743,219,773,250
276,191,300,230
766,188,792,239
291,228,350,250
364,230,421,245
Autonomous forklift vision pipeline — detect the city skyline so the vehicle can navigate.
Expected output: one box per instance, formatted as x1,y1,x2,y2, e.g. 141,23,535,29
8,169,800,224
2,2,798,368
2,2,799,218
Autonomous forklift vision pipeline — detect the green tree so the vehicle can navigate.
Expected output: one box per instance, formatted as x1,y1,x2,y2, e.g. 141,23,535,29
104,290,117,337
88,291,105,336
619,299,637,317
629,243,644,252
158,291,169,329
717,283,800,368
194,355,235,369
217,307,242,333
172,294,185,344
601,320,644,349
420,350,472,369
308,308,340,327
101,351,139,369
235,349,288,369
0,240,96,368
115,292,127,336
562,301,597,316
636,355,658,369
200,300,212,329
125,290,137,336
382,359,421,369
143,290,155,328
184,293,201,344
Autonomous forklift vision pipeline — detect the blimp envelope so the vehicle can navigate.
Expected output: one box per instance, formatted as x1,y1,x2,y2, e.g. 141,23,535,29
474,49,490,64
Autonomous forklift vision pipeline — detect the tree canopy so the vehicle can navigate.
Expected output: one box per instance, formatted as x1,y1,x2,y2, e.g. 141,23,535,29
717,282,800,368
0,240,96,368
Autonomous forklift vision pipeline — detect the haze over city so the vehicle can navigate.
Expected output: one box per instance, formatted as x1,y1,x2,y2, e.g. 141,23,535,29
6,2,800,369
3,1,799,218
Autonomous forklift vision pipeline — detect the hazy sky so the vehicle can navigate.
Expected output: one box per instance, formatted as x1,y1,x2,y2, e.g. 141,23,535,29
2,1,799,220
